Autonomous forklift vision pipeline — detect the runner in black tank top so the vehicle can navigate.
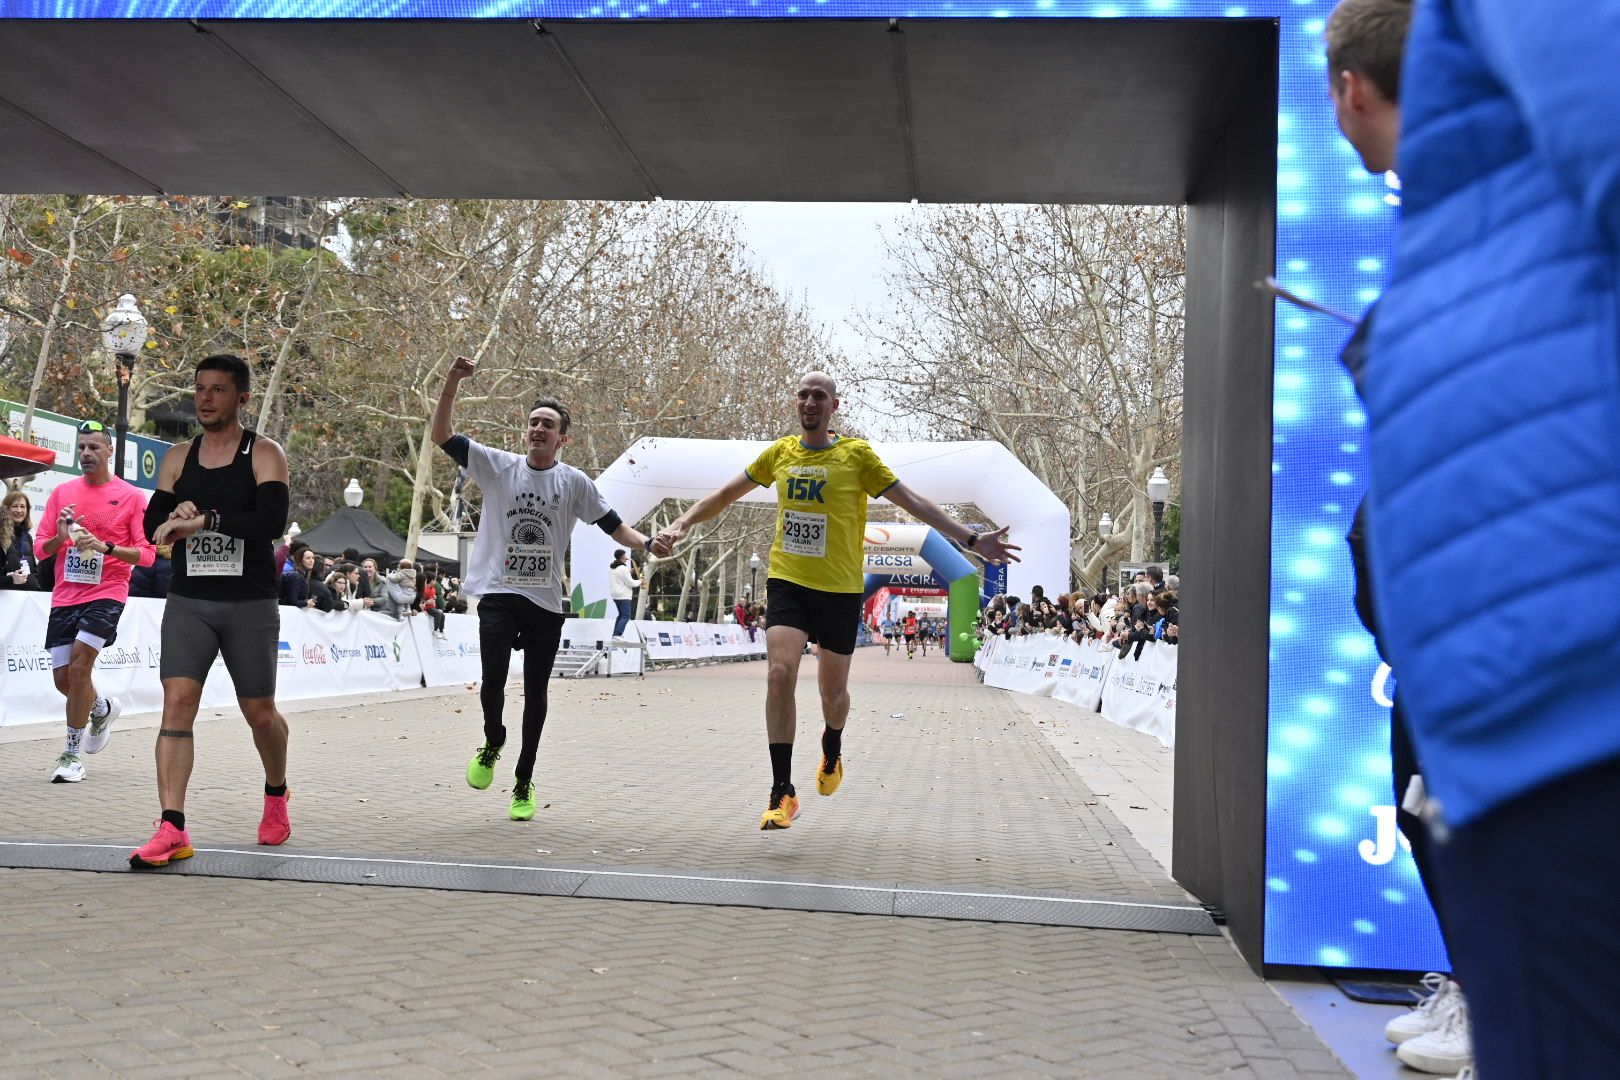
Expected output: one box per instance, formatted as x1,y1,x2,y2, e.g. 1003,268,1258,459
129,354,295,869
169,429,278,600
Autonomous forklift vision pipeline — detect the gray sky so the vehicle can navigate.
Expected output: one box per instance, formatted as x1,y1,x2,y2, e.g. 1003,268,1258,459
722,202,917,435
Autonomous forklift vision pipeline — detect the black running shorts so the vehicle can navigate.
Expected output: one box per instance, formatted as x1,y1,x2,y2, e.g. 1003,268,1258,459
765,578,861,655
44,599,125,664
160,594,281,698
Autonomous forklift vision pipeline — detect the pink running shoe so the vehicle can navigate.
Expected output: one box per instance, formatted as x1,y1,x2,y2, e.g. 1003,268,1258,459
258,791,291,846
129,821,193,869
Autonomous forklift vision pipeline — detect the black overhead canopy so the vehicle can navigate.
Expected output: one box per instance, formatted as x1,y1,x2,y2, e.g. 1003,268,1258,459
295,507,459,575
0,18,1274,202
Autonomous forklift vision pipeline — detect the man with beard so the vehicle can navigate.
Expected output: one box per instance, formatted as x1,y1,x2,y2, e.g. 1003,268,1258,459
37,421,155,783
130,354,292,868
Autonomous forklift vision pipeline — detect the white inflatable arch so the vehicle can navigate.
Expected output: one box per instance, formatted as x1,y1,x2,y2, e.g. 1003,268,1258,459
570,438,1069,616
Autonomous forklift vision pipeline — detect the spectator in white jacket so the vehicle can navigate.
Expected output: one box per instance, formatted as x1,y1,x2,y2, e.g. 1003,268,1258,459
608,549,640,638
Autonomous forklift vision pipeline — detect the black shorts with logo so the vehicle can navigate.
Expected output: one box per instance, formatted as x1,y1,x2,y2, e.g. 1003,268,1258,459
765,579,861,655
45,599,126,656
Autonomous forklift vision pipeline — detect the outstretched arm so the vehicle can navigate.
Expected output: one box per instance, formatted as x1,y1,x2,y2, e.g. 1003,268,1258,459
881,481,1021,565
610,521,651,552
648,473,760,557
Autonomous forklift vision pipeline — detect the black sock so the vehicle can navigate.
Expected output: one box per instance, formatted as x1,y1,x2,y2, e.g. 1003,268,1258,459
822,725,843,765
265,782,287,797
769,742,794,792
161,809,185,831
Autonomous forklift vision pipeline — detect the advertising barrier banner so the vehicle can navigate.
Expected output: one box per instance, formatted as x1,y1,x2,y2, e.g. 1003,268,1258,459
977,632,1177,748
0,595,662,728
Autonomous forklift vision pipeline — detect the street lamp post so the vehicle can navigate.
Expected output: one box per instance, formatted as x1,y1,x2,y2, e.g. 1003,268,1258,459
1147,467,1171,565
1098,513,1113,593
101,295,148,479
748,551,761,601
343,478,364,508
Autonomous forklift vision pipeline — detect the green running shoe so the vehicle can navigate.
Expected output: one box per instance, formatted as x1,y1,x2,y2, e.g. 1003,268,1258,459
466,742,501,790
509,779,536,821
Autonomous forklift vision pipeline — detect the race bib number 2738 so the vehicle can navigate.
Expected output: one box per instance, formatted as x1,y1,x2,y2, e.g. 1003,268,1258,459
502,543,553,587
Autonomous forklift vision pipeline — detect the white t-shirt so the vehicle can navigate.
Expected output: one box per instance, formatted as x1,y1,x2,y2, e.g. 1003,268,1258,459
609,561,638,601
462,439,613,613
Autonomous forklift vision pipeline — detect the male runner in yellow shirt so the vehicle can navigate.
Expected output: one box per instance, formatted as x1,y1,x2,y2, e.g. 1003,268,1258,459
651,372,1018,828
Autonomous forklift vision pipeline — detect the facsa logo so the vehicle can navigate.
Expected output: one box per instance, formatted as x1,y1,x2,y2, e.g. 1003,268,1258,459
277,640,296,667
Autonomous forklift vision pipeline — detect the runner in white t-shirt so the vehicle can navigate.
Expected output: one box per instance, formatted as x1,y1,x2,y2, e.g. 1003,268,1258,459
431,355,651,822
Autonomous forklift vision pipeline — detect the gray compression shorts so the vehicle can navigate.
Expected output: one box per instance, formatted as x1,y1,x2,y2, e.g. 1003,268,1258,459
160,594,280,699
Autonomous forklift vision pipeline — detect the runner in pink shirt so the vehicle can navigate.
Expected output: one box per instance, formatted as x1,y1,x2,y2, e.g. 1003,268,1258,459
36,420,154,784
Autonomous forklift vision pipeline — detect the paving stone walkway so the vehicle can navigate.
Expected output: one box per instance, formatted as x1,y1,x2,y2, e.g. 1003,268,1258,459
0,648,1350,1078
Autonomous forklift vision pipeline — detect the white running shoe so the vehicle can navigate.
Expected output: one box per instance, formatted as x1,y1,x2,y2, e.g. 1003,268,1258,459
84,697,121,755
1385,973,1458,1044
1395,987,1473,1075
1449,1068,1476,1080
51,751,85,783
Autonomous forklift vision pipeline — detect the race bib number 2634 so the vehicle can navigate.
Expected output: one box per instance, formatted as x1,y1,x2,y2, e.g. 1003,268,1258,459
186,530,243,577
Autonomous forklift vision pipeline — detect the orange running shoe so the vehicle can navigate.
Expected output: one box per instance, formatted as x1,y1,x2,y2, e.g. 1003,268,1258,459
760,784,801,830
815,756,843,796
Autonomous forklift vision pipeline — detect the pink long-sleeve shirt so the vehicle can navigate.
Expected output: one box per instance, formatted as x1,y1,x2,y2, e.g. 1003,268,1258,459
39,476,154,607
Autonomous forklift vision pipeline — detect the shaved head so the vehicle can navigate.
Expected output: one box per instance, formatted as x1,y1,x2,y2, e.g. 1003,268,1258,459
800,371,838,396
794,371,840,437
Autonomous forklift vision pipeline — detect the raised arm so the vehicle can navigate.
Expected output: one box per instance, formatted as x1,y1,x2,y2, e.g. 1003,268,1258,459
431,355,477,448
881,481,1021,565
648,472,760,557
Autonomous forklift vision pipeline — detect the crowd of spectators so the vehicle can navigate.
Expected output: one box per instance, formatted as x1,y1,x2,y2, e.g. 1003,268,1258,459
977,567,1179,660
271,539,466,635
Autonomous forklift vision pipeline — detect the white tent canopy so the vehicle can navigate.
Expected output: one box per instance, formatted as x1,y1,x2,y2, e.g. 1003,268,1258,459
569,438,1070,612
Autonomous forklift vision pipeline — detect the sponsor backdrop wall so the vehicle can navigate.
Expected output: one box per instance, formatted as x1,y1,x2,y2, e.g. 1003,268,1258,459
0,0,1441,970
0,593,766,729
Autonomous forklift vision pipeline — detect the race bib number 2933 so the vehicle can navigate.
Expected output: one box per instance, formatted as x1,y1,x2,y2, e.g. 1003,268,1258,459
781,510,827,558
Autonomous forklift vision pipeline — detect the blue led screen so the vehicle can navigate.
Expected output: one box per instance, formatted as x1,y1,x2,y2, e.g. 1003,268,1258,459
0,0,1448,971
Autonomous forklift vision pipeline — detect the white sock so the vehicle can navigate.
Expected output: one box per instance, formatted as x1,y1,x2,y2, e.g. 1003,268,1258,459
65,726,84,754
90,697,109,720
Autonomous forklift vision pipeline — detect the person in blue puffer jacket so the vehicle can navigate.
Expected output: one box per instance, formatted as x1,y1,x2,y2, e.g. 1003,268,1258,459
1364,2,1620,1073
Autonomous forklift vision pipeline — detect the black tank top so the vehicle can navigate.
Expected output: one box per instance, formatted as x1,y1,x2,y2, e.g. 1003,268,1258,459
170,429,277,601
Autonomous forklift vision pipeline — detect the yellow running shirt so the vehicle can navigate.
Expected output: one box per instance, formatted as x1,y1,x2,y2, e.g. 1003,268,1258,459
745,435,899,594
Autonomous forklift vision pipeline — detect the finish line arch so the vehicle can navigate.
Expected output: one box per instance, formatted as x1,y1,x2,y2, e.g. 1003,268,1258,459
860,522,980,662
567,438,1069,634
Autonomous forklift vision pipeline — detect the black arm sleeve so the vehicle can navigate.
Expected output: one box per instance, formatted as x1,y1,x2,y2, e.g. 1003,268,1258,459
595,510,624,535
439,435,471,468
143,489,179,543
217,482,290,541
